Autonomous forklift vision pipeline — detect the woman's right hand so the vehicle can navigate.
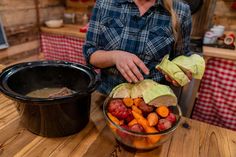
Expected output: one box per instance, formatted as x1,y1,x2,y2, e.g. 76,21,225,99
111,50,150,83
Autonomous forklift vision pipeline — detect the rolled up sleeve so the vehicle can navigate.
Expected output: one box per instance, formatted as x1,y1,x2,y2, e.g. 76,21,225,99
83,0,102,65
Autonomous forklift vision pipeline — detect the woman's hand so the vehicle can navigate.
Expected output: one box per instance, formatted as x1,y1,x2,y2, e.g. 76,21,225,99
157,67,192,86
112,50,150,83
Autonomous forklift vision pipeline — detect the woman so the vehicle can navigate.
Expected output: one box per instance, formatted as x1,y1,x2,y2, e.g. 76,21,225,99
83,0,192,95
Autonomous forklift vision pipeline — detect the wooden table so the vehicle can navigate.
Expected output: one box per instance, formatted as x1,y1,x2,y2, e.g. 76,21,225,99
203,46,236,62
0,91,236,157
40,24,86,39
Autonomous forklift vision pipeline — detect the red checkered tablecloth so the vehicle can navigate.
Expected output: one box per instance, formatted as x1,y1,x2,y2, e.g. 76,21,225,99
192,58,236,131
41,33,86,65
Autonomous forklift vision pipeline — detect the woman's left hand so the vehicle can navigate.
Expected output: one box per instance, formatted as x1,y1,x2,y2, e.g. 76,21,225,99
158,67,192,86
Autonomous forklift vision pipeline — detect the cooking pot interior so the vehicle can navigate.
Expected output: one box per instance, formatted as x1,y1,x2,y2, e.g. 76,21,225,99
5,65,91,95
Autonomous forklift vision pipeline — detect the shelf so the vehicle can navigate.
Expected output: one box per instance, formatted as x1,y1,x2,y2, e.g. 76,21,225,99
40,24,86,39
203,46,236,61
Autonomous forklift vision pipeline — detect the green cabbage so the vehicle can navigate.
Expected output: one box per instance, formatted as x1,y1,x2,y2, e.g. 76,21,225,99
130,79,159,98
142,84,177,107
189,54,205,79
111,80,177,107
172,55,197,74
172,54,205,80
110,83,133,98
156,55,190,86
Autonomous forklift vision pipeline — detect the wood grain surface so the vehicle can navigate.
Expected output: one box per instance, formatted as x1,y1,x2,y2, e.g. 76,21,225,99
40,24,86,39
203,46,236,61
0,92,235,157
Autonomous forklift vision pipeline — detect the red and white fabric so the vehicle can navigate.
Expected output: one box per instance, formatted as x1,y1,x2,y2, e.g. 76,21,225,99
192,58,236,131
41,33,86,65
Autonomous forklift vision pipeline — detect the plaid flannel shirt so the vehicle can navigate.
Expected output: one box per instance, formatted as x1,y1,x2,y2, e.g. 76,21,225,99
83,0,192,94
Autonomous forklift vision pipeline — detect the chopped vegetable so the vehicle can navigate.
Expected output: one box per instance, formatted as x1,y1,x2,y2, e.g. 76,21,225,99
156,106,170,117
172,54,205,80
132,110,149,129
132,110,161,144
132,105,142,115
189,54,205,79
128,119,138,126
156,55,190,86
111,83,133,98
122,97,133,107
147,112,159,126
131,79,158,98
172,55,197,74
108,113,121,125
133,97,143,107
142,84,177,107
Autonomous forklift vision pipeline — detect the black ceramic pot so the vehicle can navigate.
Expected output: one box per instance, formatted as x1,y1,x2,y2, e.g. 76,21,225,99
0,61,99,137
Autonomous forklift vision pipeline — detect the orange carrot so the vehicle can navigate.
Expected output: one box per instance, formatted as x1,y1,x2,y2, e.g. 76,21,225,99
132,105,142,115
132,110,149,128
156,106,169,117
108,113,121,125
133,98,143,107
132,111,161,144
133,138,150,149
123,97,133,107
147,112,159,126
128,119,138,126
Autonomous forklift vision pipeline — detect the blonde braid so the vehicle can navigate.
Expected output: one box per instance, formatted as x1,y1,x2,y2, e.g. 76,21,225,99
163,0,182,50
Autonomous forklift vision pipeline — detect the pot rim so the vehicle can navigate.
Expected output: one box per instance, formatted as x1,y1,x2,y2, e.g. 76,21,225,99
0,60,99,103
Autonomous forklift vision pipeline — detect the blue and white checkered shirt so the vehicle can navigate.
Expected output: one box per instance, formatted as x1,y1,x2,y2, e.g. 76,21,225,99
83,0,192,94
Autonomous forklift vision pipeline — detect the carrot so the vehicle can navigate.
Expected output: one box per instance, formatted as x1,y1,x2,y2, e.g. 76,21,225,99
123,98,133,107
132,105,142,115
132,110,149,128
133,138,150,149
107,113,121,125
128,119,138,126
147,112,159,126
132,111,161,144
144,126,161,144
133,98,143,107
156,106,169,117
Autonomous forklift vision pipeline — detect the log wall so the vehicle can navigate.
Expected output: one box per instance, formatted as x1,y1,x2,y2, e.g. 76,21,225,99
0,0,64,46
213,0,236,32
0,0,64,64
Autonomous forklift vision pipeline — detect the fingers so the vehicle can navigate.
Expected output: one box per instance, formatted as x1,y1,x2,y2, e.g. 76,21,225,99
118,67,132,83
185,70,192,80
128,61,144,81
133,57,149,75
117,64,140,83
165,75,180,86
164,75,172,82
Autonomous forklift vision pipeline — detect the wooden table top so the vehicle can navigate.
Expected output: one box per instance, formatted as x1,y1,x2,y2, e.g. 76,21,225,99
203,46,236,61
40,24,86,39
0,91,236,157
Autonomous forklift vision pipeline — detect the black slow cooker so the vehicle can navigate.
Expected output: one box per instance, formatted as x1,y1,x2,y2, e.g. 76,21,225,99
0,61,99,137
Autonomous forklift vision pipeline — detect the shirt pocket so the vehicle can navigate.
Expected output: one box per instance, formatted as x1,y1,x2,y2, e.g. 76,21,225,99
99,17,124,50
145,26,174,61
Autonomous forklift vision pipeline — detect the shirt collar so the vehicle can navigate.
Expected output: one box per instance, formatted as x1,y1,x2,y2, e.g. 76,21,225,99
116,0,164,8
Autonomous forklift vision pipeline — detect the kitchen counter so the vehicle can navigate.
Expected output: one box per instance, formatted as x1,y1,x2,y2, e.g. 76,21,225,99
40,24,86,39
203,46,236,61
0,90,236,157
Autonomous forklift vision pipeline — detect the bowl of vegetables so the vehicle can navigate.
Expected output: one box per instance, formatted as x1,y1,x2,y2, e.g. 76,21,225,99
103,80,182,150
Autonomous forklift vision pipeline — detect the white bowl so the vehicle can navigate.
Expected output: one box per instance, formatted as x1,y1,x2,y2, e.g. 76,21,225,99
45,19,63,28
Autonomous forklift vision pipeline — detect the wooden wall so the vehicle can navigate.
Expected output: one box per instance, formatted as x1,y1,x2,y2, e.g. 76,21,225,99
0,0,64,64
191,0,217,37
212,0,236,32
